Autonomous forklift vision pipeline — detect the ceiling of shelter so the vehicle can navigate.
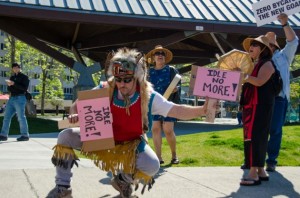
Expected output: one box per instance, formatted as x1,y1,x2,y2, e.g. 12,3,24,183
0,0,299,75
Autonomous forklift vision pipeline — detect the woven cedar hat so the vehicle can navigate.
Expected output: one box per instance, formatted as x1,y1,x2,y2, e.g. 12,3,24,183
265,32,280,49
242,35,273,55
145,45,173,64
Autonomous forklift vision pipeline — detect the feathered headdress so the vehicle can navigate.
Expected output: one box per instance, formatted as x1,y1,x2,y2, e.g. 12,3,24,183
105,47,153,132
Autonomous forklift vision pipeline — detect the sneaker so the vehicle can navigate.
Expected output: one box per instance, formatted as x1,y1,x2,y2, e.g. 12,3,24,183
0,135,7,141
16,136,29,141
266,164,276,172
171,158,179,164
111,175,133,198
46,185,72,198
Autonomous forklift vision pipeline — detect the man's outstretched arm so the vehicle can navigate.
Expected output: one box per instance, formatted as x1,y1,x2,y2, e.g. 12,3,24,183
167,101,208,120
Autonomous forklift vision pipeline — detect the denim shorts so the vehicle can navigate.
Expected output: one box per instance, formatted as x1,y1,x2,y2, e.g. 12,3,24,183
153,115,177,122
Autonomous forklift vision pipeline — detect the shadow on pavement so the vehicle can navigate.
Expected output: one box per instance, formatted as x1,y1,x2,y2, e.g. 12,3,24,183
224,171,300,198
27,132,59,138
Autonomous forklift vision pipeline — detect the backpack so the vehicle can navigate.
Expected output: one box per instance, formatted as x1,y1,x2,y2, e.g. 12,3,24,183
25,91,32,101
271,61,283,96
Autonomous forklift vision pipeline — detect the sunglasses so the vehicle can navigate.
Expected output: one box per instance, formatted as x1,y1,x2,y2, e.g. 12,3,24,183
154,51,165,56
113,61,135,76
115,77,134,83
250,42,261,47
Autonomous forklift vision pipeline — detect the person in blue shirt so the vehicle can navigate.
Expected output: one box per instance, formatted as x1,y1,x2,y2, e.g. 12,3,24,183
265,13,298,172
146,45,181,165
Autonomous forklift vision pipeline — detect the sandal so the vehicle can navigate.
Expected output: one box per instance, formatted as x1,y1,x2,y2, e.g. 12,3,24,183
240,178,261,186
259,176,269,181
171,158,179,164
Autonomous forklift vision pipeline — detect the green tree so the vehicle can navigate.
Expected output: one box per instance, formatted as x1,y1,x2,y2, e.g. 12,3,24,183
4,36,38,71
291,55,300,71
290,82,300,107
6,35,16,64
290,55,300,110
34,55,65,115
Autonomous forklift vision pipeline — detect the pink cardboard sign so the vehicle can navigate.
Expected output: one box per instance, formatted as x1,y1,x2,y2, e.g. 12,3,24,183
77,97,113,141
193,67,242,101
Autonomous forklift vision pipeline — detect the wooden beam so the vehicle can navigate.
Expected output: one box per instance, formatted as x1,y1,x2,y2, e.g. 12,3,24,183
0,18,75,68
138,31,202,53
172,49,215,59
1,17,73,50
80,28,173,50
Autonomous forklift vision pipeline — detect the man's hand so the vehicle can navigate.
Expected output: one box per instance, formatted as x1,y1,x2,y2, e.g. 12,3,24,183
5,79,14,86
68,114,79,124
277,13,288,25
244,74,249,83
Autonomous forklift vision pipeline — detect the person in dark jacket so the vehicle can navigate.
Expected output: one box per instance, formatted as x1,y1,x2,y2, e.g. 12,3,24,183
0,63,30,141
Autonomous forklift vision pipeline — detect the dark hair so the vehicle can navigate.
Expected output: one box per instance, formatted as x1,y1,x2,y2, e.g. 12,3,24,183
11,63,20,68
259,45,272,60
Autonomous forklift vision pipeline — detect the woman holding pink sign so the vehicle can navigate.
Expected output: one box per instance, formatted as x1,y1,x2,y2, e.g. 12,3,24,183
239,35,276,186
47,47,209,198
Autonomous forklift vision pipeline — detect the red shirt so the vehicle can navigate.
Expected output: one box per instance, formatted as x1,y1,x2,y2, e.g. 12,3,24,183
111,91,143,142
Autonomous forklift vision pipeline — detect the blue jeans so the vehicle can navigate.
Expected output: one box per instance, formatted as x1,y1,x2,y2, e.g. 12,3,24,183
266,96,288,166
0,95,29,137
237,112,242,125
153,115,177,122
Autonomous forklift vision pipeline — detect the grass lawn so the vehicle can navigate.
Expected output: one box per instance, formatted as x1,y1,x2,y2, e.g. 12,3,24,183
156,125,300,167
0,114,59,135
1,114,299,167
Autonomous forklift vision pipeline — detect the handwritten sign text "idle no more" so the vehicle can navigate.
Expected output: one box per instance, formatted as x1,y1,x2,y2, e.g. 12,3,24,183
77,98,113,141
193,68,242,101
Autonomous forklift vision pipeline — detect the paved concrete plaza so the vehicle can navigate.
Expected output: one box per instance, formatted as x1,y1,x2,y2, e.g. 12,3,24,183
0,120,299,198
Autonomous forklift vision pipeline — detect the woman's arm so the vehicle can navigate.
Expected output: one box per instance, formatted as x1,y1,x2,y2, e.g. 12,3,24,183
245,61,275,86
